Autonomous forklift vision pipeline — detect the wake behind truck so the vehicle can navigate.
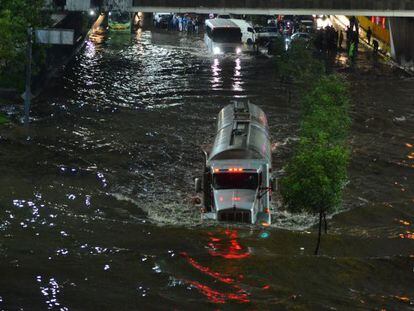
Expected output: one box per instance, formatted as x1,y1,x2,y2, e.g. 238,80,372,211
195,102,276,225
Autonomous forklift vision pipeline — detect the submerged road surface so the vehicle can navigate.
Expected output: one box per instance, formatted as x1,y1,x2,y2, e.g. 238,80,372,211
0,29,414,310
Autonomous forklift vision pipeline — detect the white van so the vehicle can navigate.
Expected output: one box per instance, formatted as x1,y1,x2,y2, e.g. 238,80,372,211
229,19,256,45
204,19,243,55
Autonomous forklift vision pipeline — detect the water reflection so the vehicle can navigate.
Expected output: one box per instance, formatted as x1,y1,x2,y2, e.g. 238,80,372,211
180,229,251,304
233,58,243,92
207,229,250,259
38,277,69,310
85,40,96,59
211,58,222,89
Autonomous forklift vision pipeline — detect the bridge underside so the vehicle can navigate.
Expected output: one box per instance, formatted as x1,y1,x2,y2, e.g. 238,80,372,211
130,0,414,17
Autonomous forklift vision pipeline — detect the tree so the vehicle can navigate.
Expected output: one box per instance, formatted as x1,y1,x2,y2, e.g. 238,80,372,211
0,0,49,89
281,139,349,254
280,75,351,255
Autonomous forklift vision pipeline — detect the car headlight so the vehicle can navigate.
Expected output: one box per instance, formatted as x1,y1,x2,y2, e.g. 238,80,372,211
236,48,242,54
213,47,221,55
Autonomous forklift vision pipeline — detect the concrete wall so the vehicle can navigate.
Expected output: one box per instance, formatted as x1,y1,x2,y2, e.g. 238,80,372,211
389,17,414,67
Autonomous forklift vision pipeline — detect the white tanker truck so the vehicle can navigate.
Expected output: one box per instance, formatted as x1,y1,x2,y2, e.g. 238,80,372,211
195,102,276,225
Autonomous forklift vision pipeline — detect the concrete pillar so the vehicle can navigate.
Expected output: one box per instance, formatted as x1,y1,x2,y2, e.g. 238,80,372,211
389,17,414,68
142,12,153,27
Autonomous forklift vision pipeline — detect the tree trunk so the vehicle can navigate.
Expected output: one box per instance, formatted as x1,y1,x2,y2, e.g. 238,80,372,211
314,210,323,255
323,212,328,234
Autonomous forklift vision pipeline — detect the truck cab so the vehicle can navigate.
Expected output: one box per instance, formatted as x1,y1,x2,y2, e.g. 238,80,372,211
195,102,275,225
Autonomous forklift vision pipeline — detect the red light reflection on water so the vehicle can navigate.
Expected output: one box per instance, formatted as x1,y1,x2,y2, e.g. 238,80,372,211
207,229,250,260
180,252,235,284
180,229,252,304
187,280,250,304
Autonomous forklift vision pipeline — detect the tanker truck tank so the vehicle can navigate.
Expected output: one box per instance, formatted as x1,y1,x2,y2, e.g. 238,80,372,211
194,101,276,225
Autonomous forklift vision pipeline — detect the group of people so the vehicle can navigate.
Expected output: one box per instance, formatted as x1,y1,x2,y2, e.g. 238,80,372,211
314,23,378,60
159,14,202,34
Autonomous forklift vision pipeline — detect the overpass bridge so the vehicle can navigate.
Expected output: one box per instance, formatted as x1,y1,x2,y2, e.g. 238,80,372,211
130,0,414,17
54,0,414,17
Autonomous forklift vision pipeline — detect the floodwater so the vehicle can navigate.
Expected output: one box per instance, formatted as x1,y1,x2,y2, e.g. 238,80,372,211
0,29,414,310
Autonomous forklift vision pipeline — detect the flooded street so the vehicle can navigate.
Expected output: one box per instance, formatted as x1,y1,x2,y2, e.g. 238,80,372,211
1,29,414,310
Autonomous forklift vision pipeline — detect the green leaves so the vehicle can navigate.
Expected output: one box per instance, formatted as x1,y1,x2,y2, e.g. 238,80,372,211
0,0,48,89
276,41,325,84
0,113,9,125
280,75,351,215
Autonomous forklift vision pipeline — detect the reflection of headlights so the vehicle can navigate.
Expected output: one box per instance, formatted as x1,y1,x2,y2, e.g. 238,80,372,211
236,48,242,54
213,47,221,55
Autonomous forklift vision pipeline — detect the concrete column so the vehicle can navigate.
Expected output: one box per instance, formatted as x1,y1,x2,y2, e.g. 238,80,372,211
389,17,414,68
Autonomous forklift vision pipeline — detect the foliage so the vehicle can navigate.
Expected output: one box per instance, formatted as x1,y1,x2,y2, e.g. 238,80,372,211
280,75,351,215
281,140,349,214
0,0,49,89
267,37,286,56
300,75,350,143
276,41,325,84
0,113,9,124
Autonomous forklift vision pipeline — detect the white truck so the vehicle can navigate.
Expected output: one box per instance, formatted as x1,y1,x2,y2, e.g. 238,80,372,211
229,19,256,46
195,102,276,225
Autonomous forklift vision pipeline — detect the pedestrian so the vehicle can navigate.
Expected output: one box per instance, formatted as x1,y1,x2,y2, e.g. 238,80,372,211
182,15,187,32
366,26,372,44
178,15,183,31
349,41,356,61
338,30,344,49
349,16,356,31
373,39,379,54
354,28,359,52
195,17,200,34
345,26,351,52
